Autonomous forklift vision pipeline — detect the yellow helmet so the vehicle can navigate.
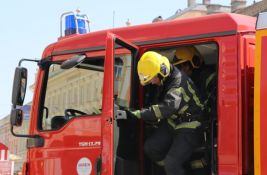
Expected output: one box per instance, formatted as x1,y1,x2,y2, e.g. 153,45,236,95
173,46,202,68
138,51,170,86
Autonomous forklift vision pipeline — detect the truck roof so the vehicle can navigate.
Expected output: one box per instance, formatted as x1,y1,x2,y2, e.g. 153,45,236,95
43,13,256,58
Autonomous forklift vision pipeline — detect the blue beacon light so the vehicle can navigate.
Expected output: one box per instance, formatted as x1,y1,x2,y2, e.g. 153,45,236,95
60,10,90,37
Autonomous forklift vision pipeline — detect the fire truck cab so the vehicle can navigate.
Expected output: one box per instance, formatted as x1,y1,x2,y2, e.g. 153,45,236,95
10,12,261,175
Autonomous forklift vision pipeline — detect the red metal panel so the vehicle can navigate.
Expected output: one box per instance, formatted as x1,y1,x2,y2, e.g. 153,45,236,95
28,117,102,175
239,36,255,175
101,32,115,175
260,37,267,175
45,13,255,57
217,36,240,174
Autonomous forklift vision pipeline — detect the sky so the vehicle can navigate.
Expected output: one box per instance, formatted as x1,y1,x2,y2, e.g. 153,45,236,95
0,0,256,119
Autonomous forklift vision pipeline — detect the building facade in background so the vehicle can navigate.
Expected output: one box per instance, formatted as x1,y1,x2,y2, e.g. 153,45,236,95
166,0,265,20
235,0,267,16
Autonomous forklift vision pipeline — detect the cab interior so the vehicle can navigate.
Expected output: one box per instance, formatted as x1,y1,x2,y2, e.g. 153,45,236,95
114,42,219,175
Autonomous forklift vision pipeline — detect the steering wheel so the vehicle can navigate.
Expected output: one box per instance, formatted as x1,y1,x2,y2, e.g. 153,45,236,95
65,109,87,119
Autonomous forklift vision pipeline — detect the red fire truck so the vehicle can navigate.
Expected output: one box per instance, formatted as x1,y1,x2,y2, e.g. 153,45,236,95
9,11,267,175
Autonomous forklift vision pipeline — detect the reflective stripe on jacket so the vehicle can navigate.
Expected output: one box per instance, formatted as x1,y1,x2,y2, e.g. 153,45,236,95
139,66,203,129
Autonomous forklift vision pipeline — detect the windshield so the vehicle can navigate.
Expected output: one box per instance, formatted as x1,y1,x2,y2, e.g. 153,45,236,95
40,58,104,130
39,54,132,131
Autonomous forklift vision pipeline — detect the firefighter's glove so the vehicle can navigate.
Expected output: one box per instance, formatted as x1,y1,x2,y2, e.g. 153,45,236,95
127,109,141,119
116,109,141,120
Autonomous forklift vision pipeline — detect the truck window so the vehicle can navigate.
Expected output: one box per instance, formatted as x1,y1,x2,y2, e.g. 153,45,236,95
114,54,132,108
40,58,104,130
39,53,133,131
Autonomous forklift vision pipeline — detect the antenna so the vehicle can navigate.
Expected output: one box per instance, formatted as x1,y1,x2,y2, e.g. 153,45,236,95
113,11,115,28
126,19,131,26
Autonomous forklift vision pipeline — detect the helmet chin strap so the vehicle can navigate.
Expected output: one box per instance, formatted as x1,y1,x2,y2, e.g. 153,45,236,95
157,74,166,86
158,64,173,85
160,79,164,86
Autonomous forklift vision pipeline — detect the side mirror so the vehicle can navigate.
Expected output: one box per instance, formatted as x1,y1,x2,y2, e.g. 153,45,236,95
61,55,86,69
10,108,23,126
12,67,28,106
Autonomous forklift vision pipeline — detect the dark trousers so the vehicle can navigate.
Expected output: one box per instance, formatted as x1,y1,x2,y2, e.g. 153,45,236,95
144,120,202,175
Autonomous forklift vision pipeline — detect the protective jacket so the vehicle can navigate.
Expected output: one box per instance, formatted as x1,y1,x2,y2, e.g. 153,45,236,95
134,65,204,130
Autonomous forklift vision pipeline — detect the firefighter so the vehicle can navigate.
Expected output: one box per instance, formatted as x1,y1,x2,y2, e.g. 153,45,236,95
124,51,204,175
173,46,217,105
173,46,202,81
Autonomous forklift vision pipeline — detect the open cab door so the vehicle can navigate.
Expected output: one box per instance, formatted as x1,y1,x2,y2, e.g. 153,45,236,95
103,32,139,175
254,12,267,175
